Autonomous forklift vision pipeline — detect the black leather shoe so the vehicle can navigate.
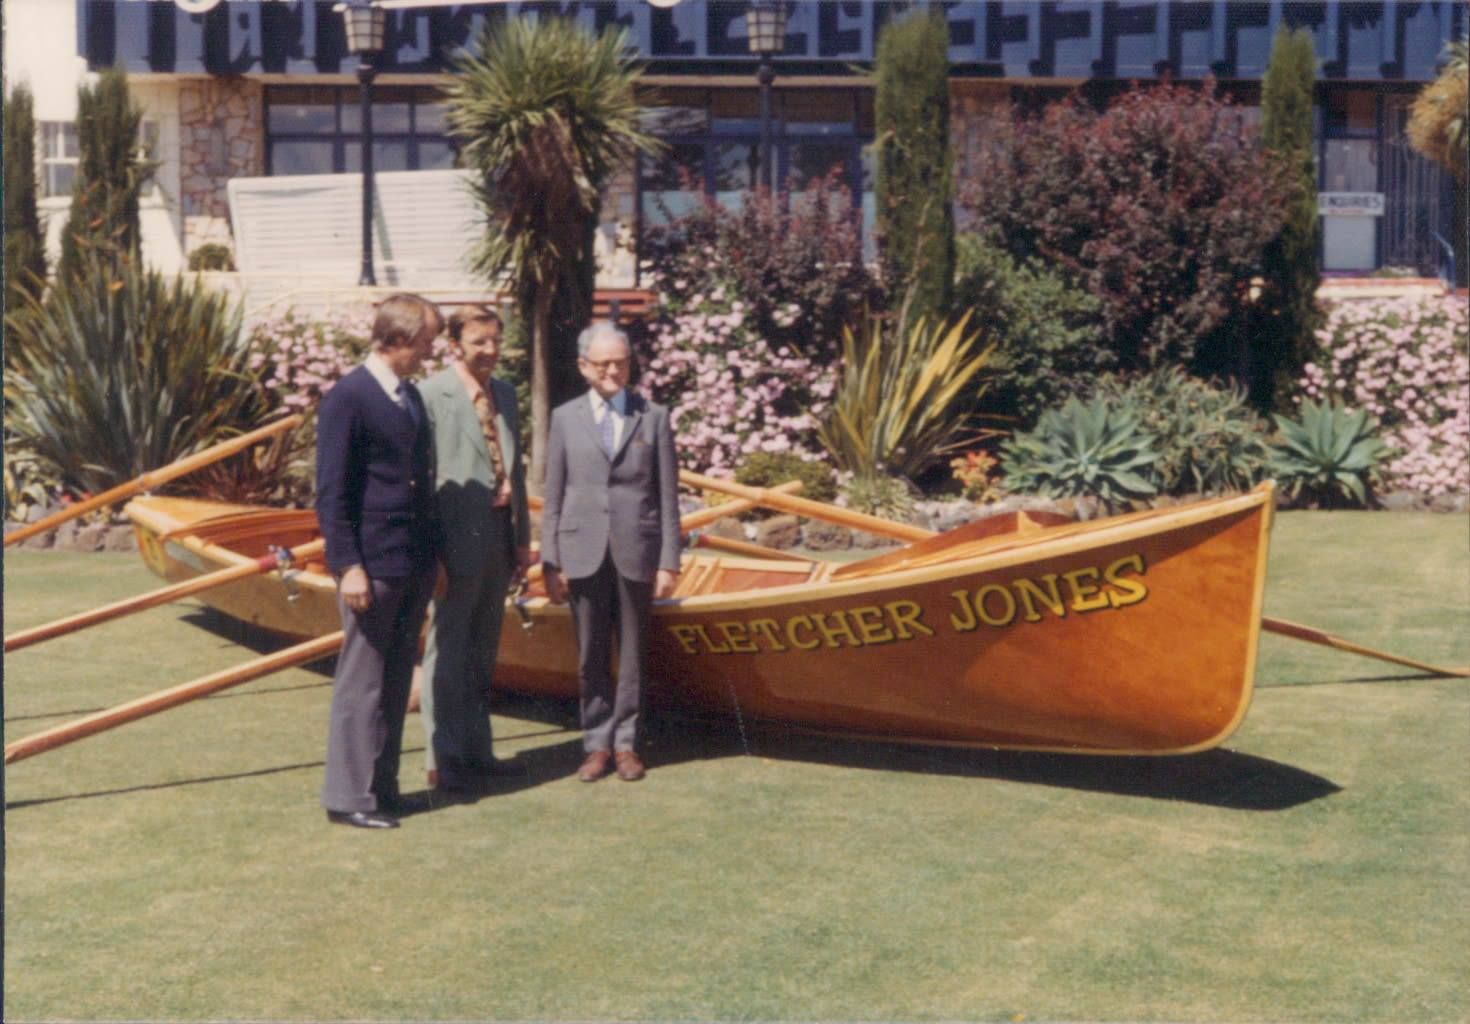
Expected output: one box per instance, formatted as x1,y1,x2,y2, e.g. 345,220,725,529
326,809,400,829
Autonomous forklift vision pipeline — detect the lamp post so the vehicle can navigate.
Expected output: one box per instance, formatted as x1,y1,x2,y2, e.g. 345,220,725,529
747,1,788,193
341,0,386,286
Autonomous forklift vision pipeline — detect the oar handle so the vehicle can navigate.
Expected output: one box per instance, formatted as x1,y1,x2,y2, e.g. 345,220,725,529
1261,616,1470,678
4,415,303,548
4,631,344,764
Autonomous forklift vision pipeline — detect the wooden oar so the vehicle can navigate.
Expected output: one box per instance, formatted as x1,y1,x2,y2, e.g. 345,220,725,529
690,532,813,562
691,472,1470,680
4,631,344,765
4,415,303,548
5,538,326,653
676,470,933,542
1260,618,1469,678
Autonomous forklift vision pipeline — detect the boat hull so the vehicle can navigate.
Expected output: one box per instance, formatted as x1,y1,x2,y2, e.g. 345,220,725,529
125,487,1273,755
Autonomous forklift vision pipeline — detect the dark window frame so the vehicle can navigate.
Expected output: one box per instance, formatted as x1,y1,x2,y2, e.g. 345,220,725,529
263,84,453,176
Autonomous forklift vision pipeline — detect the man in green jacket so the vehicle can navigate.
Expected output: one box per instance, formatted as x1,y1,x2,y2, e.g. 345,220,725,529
418,305,532,794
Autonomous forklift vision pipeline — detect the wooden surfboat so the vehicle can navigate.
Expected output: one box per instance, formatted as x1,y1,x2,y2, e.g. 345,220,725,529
122,484,1275,756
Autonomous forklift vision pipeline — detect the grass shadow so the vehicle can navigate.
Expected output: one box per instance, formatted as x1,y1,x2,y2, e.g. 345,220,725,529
181,607,339,674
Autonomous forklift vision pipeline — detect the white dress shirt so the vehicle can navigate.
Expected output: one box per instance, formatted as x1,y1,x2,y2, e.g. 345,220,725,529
363,351,406,404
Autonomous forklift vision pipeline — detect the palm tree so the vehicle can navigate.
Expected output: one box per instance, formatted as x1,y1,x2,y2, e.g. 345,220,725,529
1408,35,1468,183
446,15,661,488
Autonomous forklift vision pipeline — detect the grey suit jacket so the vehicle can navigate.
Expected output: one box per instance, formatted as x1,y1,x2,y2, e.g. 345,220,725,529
540,391,681,582
420,366,530,572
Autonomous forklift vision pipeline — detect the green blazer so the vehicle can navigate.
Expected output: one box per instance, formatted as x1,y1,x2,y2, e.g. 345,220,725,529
420,366,531,573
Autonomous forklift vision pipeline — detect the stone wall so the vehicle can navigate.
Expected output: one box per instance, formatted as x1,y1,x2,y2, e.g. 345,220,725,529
179,77,265,259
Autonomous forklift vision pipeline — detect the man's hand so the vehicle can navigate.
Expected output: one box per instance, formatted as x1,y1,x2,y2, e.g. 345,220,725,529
655,568,679,600
544,566,569,604
339,565,372,613
433,561,448,601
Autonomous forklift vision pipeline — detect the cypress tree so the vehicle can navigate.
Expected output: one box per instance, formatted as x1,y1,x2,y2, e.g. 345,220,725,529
1256,26,1322,412
4,82,48,316
56,66,145,283
874,8,954,330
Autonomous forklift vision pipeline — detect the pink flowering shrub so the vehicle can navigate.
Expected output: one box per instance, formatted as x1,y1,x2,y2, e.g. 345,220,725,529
1299,296,1469,496
247,306,453,412
635,280,836,473
247,307,370,412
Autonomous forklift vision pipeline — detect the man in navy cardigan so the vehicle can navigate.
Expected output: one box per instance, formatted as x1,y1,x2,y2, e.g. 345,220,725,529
316,293,442,829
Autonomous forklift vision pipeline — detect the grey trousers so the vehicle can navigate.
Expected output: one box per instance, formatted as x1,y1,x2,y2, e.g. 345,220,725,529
568,553,652,753
321,568,433,813
420,521,515,781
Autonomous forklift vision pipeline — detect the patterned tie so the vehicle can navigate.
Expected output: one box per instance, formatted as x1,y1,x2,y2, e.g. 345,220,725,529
472,386,509,502
599,404,616,457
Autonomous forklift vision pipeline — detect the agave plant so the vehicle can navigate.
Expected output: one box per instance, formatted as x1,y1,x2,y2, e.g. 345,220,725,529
1269,399,1392,508
1002,395,1161,509
818,311,996,482
4,252,272,496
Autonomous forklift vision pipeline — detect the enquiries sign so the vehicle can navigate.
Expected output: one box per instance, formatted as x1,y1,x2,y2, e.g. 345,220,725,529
1319,192,1385,217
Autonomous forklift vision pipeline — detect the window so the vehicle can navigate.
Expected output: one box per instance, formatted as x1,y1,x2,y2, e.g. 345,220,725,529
265,85,454,175
636,87,872,239
40,121,79,197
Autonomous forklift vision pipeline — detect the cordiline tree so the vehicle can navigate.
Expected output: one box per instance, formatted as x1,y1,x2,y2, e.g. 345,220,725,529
961,80,1294,378
446,15,660,489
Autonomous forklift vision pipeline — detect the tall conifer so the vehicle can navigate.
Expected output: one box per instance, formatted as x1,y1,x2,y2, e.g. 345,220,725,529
56,66,145,283
5,82,48,315
874,8,954,329
1256,26,1322,412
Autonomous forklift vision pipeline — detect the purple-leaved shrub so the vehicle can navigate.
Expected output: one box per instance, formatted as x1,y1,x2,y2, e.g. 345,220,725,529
1300,296,1469,497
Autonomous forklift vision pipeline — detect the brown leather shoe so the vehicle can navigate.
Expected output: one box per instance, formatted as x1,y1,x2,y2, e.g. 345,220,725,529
614,750,646,782
578,750,612,783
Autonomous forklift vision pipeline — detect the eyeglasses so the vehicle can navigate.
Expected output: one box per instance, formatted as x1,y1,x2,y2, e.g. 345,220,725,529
581,357,630,373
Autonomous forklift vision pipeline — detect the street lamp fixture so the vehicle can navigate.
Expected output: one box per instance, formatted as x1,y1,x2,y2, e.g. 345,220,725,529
746,1,788,193
340,0,387,286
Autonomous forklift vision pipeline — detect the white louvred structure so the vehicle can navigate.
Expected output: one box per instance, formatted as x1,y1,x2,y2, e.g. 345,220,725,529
227,168,483,295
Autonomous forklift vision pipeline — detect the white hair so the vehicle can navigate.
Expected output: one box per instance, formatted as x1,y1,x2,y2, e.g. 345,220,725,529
576,321,630,359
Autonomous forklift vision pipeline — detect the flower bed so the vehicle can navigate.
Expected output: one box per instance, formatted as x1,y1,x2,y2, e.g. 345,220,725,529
1300,295,1469,498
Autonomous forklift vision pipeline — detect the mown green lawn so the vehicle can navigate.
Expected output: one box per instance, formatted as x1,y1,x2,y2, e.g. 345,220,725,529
4,510,1468,1022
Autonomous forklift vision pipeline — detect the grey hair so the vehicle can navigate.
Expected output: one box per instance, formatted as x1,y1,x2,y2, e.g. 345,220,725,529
576,321,630,359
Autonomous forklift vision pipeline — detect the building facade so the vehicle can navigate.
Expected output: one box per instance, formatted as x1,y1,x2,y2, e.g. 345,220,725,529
9,0,1465,293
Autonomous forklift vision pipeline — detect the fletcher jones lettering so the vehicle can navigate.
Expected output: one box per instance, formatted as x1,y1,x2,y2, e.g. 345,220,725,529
665,553,1150,656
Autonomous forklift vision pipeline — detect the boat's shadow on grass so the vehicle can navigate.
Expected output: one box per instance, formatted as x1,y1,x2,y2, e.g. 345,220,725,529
498,692,1341,812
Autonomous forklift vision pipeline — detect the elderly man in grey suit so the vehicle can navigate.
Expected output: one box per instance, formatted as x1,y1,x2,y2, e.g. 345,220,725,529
417,305,532,795
541,321,681,783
